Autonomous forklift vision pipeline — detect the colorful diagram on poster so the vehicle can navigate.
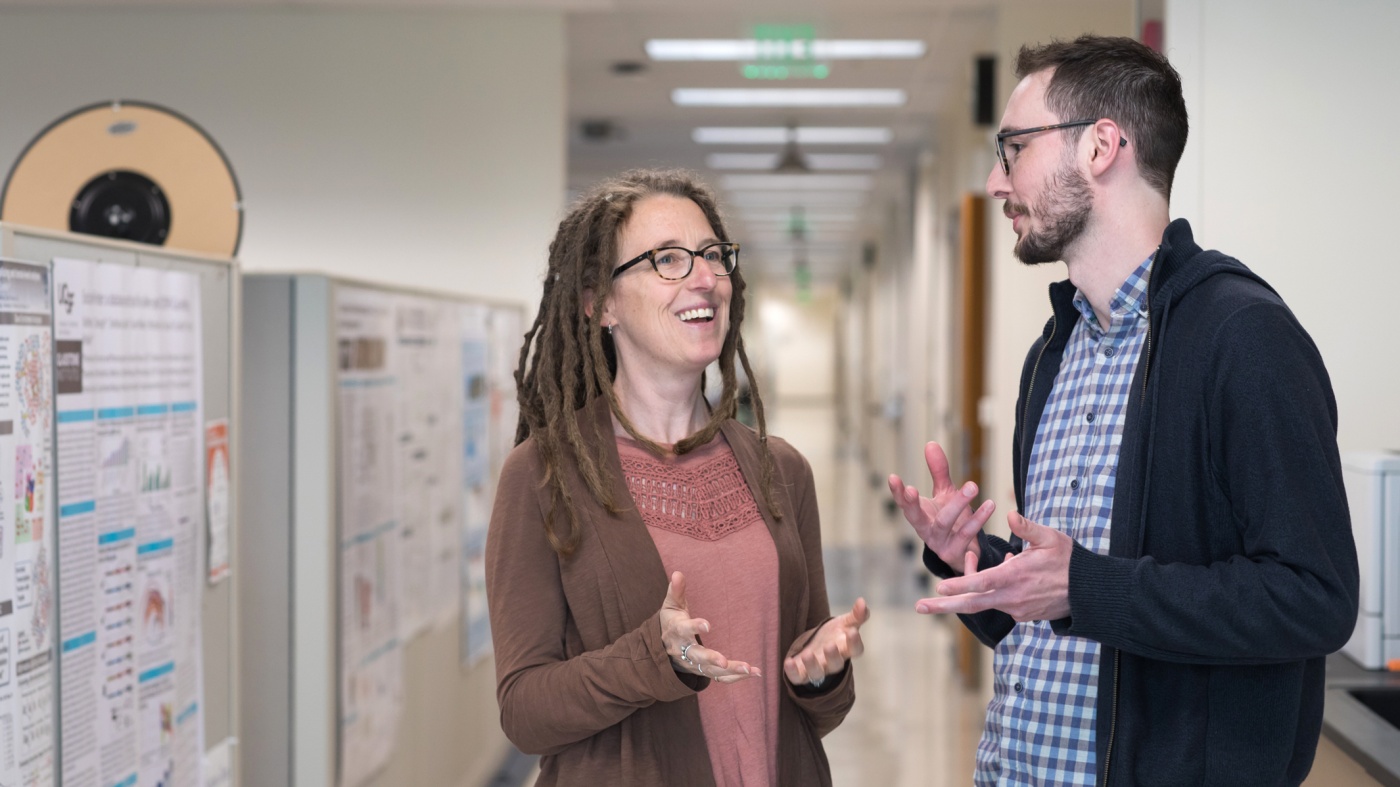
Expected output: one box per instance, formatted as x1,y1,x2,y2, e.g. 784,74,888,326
142,573,171,647
14,445,44,545
16,332,50,438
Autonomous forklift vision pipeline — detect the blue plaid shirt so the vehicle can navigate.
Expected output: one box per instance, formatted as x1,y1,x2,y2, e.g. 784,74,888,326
975,254,1154,786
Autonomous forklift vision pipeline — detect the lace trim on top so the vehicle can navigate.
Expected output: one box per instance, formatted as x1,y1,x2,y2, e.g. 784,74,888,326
618,441,763,542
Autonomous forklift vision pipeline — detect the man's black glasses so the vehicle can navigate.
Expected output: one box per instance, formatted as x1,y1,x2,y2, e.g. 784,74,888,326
995,120,1126,175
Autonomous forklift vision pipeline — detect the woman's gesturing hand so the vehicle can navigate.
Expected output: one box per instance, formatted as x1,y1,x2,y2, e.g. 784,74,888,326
784,598,870,687
659,571,761,684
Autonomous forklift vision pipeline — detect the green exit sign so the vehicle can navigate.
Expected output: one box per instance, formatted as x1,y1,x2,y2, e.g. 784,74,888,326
744,25,829,80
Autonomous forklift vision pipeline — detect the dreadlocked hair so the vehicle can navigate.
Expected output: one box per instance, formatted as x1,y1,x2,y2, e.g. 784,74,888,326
513,168,781,558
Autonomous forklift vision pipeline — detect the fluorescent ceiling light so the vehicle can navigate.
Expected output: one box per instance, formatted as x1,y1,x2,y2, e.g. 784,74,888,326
721,174,874,191
742,241,857,253
694,127,893,145
745,219,856,230
744,246,855,261
739,211,861,223
806,154,883,170
725,191,869,208
707,153,780,170
814,40,927,59
707,153,883,171
745,247,853,258
646,39,926,61
746,229,855,241
673,88,906,108
797,127,894,145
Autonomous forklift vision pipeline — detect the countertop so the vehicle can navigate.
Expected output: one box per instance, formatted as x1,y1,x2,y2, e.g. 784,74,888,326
1324,652,1400,786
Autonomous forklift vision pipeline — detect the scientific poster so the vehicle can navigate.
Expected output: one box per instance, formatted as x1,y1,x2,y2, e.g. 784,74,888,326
459,304,491,667
335,286,403,787
53,258,204,787
393,295,462,638
0,260,56,787
460,303,523,668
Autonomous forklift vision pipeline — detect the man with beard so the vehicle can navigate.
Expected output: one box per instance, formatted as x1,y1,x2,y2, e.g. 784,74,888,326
888,35,1358,786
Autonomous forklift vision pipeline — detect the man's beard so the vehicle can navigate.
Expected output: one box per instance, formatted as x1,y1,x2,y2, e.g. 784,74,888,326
1008,155,1093,265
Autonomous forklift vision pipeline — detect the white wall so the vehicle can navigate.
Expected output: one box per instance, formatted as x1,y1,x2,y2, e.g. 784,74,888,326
0,9,565,787
1167,0,1399,453
758,288,845,542
980,0,1135,534
0,8,565,313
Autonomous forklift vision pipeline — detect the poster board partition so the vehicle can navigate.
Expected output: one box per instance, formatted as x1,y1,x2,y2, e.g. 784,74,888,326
0,222,240,787
241,273,523,787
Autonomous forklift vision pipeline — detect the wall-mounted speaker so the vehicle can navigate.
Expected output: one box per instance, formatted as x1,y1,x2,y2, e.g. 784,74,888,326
974,55,996,127
2,100,242,256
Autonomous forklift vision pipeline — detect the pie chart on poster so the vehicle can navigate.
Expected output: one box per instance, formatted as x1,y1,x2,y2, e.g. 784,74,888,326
1,100,242,256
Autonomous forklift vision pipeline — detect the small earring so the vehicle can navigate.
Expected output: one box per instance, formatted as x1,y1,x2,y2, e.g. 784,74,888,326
605,323,614,335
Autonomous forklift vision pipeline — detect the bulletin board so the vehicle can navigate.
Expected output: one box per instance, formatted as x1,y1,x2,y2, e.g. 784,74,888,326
240,273,522,787
0,222,240,787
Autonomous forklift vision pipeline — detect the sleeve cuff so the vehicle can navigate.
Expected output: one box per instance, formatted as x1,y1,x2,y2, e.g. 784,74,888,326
790,662,850,697
922,533,1017,579
922,545,960,579
784,658,854,709
1053,540,1132,639
640,610,710,699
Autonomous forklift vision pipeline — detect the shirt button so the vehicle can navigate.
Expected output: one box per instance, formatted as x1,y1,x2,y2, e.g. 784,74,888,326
1070,479,1080,490
1014,682,1024,693
1103,347,1116,358
1086,412,1096,423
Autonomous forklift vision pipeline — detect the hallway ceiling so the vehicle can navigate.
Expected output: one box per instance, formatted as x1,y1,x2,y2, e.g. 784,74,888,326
0,0,1000,288
567,1,999,288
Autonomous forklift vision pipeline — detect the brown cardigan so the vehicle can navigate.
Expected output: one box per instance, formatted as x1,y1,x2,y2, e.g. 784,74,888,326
486,398,855,785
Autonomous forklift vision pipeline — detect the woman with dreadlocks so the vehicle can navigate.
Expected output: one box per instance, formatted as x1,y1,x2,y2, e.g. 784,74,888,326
486,169,868,786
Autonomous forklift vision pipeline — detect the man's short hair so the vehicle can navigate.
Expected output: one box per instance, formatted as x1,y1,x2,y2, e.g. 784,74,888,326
1016,35,1188,200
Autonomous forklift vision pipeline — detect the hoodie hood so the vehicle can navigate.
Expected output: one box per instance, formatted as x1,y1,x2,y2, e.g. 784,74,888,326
1149,218,1277,310
1042,217,1277,343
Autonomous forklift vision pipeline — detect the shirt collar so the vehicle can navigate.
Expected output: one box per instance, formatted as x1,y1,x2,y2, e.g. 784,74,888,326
1071,251,1156,330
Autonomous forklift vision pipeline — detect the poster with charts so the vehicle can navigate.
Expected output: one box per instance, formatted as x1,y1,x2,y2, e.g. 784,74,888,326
0,260,56,787
53,258,204,787
459,303,522,668
392,295,462,639
335,286,403,787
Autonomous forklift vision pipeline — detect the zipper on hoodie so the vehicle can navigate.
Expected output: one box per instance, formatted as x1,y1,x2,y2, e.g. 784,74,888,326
1137,249,1160,402
1101,647,1121,786
1139,270,1156,401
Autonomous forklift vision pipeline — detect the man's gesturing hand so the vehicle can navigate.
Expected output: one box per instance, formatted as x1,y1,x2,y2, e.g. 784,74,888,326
914,512,1073,622
887,442,996,570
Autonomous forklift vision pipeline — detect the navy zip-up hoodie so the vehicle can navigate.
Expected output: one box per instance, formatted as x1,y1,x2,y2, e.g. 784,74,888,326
924,219,1359,785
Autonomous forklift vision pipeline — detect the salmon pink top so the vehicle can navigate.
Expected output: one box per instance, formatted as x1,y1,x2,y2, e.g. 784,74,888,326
617,433,780,787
